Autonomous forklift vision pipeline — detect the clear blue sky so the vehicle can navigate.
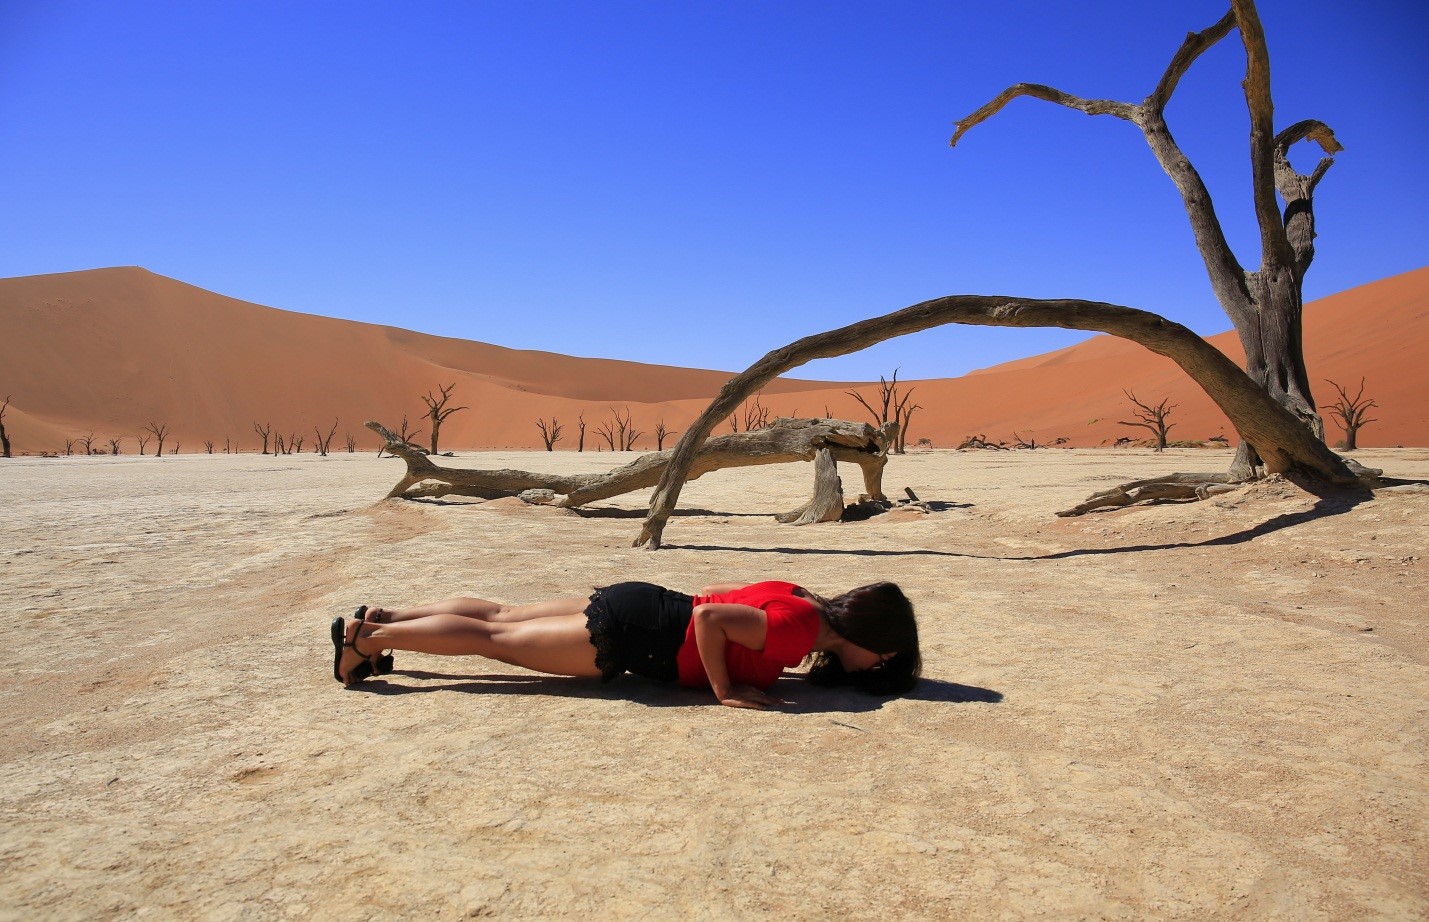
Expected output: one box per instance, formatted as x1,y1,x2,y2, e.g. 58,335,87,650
2,1,1424,380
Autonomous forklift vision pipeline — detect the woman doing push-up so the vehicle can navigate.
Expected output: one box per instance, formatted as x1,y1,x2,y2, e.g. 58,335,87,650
331,580,921,708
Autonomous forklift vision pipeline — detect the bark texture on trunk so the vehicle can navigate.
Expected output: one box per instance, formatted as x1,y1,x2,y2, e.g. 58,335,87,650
367,418,889,516
951,0,1341,471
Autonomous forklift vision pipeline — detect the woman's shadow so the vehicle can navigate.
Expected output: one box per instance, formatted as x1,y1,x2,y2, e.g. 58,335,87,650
359,670,1002,714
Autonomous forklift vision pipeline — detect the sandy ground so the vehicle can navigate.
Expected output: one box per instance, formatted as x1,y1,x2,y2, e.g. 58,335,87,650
2,447,1426,920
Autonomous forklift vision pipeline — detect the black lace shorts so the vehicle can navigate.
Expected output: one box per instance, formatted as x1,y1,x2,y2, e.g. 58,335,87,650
584,582,693,683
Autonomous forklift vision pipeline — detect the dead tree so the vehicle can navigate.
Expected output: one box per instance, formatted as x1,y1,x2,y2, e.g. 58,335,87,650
314,419,339,456
63,438,76,456
421,384,467,456
958,435,1007,450
135,432,150,455
203,439,215,454
396,415,424,450
952,0,1341,483
536,418,563,451
288,434,304,455
742,394,772,431
576,414,587,452
633,295,1354,547
0,395,10,458
274,433,286,455
78,432,97,456
253,422,272,455
1119,391,1177,451
170,442,180,455
1322,378,1377,451
614,407,640,450
654,420,675,450
626,3,1367,543
345,433,356,453
1011,432,1038,450
368,418,890,524
847,371,918,453
107,437,122,456
224,436,234,454
594,418,617,452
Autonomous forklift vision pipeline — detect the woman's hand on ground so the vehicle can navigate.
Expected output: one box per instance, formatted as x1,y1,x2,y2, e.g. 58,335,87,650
717,685,786,710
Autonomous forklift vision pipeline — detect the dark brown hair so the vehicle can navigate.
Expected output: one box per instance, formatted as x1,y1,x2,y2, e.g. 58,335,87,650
804,582,921,695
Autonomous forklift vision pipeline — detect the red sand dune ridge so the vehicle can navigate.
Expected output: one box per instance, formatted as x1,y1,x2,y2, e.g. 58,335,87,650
1,266,1425,453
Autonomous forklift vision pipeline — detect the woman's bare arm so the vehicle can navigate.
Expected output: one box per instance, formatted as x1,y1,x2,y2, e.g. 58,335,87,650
690,603,782,710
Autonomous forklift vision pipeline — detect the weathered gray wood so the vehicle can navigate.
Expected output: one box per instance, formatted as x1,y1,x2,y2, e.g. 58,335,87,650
774,448,845,525
367,418,889,515
952,0,1340,477
633,294,1357,548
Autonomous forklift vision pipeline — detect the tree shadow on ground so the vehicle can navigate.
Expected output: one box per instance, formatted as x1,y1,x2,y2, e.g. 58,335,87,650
666,484,1376,561
356,671,1000,714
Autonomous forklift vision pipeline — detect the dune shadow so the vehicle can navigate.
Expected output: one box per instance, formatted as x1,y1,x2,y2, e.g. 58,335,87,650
355,671,1001,714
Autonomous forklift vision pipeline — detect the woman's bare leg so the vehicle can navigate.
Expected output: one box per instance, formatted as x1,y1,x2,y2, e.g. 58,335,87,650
338,605,603,683
371,596,590,624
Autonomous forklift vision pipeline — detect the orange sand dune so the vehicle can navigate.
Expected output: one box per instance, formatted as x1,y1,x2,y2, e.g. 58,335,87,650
0,266,1424,454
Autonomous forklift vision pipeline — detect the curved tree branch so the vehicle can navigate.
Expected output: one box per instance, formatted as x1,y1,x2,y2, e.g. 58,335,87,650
950,83,1137,148
1146,9,1237,112
1272,119,1342,276
634,295,1355,548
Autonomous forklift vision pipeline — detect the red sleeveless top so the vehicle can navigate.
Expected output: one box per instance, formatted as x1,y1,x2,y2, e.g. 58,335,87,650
675,581,821,690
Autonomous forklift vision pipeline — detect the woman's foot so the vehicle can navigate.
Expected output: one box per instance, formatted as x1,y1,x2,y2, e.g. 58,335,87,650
331,614,380,685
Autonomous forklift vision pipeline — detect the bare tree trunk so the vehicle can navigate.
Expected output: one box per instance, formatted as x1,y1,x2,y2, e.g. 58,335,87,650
634,294,1354,548
0,395,11,458
368,418,889,518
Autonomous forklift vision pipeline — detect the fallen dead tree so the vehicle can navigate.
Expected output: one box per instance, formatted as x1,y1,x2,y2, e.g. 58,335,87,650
366,418,894,524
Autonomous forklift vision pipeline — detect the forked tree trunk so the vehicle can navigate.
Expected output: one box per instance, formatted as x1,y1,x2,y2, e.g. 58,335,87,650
634,295,1355,549
367,418,890,517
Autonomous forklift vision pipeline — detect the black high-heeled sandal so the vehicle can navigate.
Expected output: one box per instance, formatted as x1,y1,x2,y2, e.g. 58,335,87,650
331,610,383,685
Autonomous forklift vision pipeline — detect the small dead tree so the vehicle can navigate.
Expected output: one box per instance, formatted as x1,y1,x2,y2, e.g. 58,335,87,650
135,432,150,455
314,419,339,456
1119,391,1176,451
1322,378,1377,451
741,394,772,431
253,422,272,455
63,438,77,456
0,395,11,458
107,437,123,456
78,432,98,456
846,370,919,453
615,407,641,450
536,417,563,451
345,432,357,453
1011,432,1039,450
170,442,180,455
576,414,587,452
203,439,215,454
421,383,467,456
654,420,676,450
396,415,424,450
224,436,234,454
594,418,618,452
288,433,304,455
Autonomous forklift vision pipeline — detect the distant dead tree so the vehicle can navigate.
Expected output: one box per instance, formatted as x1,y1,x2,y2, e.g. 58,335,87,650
594,418,617,452
135,432,150,455
397,415,424,450
63,438,77,456
1321,378,1377,451
170,442,180,455
0,395,11,458
107,437,123,456
958,434,1007,450
742,394,772,431
345,432,356,453
847,370,920,453
1119,391,1176,451
224,436,234,454
421,383,467,455
576,414,587,452
288,433,304,455
314,419,339,456
253,422,273,455
654,420,676,450
274,433,286,455
614,406,641,450
78,432,98,456
203,439,215,454
536,417,563,451
1011,432,1039,450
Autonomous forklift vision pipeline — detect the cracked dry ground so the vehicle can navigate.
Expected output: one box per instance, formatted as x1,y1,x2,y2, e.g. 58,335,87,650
2,447,1425,919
